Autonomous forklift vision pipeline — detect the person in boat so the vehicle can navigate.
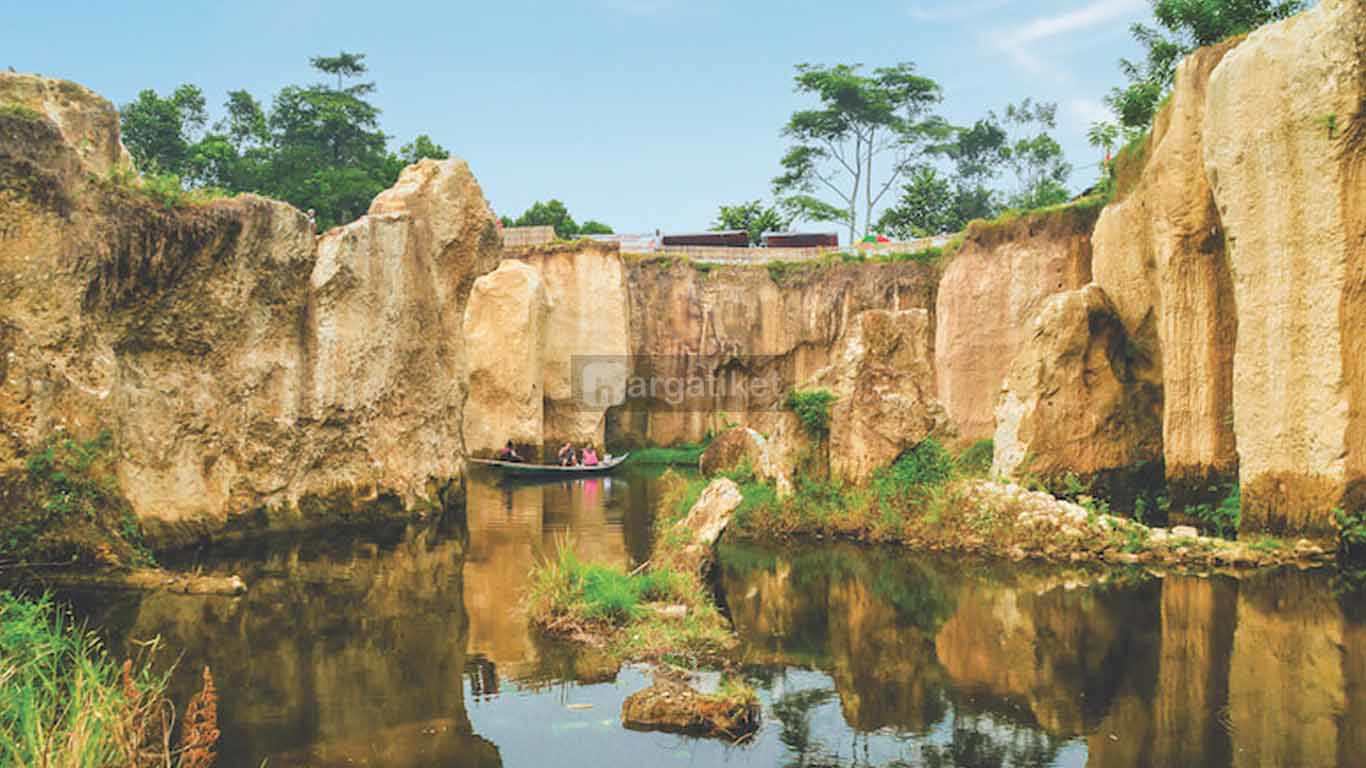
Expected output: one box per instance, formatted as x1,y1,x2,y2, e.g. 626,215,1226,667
580,444,599,467
556,442,576,466
498,441,524,462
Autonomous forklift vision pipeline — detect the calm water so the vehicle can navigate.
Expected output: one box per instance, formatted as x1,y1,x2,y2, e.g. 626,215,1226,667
37,466,1366,768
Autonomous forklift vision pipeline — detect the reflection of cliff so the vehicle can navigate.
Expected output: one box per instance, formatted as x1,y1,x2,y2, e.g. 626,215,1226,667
462,474,632,679
88,523,500,768
1228,572,1345,768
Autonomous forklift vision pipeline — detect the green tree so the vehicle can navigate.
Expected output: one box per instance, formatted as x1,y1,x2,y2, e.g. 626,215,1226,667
263,52,394,228
999,99,1071,210
772,62,948,243
120,85,208,175
398,134,450,165
712,200,792,245
1109,0,1305,129
942,116,1009,225
875,166,954,237
512,199,579,239
578,220,614,235
1088,120,1120,164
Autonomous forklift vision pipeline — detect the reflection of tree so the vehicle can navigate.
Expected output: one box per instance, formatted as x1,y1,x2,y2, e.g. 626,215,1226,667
919,712,1062,768
772,686,843,768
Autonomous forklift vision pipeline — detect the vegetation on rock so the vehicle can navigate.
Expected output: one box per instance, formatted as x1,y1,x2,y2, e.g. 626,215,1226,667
621,674,760,741
785,389,837,438
0,592,219,768
1,431,152,568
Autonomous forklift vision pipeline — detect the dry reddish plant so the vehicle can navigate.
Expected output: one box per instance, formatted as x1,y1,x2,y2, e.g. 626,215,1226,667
176,667,220,768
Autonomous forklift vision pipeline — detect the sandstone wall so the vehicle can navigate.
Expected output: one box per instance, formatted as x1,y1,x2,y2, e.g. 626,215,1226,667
934,210,1094,442
0,74,501,545
613,259,938,447
1202,0,1365,533
462,260,548,456
1091,41,1241,501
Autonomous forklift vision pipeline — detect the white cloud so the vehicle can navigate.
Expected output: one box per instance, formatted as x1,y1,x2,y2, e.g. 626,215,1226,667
992,0,1145,73
1068,97,1112,127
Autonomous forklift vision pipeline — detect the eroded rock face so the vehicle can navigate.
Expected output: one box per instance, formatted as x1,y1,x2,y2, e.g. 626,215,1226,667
462,260,548,457
1202,0,1366,533
698,427,766,477
0,75,501,544
810,309,952,484
1091,40,1241,503
934,212,1094,442
671,478,742,574
516,242,630,447
613,259,938,447
993,285,1162,481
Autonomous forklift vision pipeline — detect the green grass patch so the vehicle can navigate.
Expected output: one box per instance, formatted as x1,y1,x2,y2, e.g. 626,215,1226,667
0,103,45,123
1189,485,1241,540
0,591,219,768
955,439,994,477
630,443,709,467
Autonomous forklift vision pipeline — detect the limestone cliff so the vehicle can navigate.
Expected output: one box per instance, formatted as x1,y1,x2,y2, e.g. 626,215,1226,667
0,73,500,546
934,209,1095,443
612,258,939,447
1202,0,1366,533
1091,40,1241,503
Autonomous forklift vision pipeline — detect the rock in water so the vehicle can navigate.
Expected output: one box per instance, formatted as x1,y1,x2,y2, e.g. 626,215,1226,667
621,675,759,740
669,478,742,574
992,285,1162,482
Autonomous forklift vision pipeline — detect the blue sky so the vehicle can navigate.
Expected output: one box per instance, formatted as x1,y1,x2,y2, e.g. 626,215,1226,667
5,0,1152,235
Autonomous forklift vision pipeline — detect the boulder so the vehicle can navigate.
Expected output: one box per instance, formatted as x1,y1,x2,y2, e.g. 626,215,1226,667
461,260,549,457
1202,0,1366,533
934,210,1094,441
1091,39,1242,503
809,309,952,484
670,478,742,574
621,675,759,739
992,285,1162,481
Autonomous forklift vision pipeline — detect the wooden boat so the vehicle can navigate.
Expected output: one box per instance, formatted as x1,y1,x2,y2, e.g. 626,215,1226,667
468,453,630,477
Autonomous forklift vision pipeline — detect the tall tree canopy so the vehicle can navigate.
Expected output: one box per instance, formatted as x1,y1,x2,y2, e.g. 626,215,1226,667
712,200,792,245
501,199,613,239
999,99,1071,211
119,51,451,230
1109,0,1305,129
772,62,948,244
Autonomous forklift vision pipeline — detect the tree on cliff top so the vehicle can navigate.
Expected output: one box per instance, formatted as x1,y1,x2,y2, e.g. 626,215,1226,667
504,199,613,239
120,52,451,231
1109,0,1306,129
712,200,792,245
772,62,950,244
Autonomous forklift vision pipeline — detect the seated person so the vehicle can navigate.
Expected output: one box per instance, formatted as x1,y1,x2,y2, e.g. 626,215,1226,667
556,442,576,466
497,441,524,462
580,444,599,466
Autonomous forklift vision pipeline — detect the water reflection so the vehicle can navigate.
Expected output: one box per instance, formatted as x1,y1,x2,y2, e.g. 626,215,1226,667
26,470,1365,768
720,541,1366,768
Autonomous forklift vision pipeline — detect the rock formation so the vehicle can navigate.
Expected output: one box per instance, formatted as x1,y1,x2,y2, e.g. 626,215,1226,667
1202,0,1365,533
613,258,938,447
669,478,742,574
993,286,1162,481
934,210,1094,442
808,308,952,483
1091,40,1241,503
0,73,500,545
462,260,548,456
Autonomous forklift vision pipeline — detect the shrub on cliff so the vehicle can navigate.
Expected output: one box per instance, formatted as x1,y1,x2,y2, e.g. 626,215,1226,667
0,431,151,568
0,592,219,768
786,389,837,438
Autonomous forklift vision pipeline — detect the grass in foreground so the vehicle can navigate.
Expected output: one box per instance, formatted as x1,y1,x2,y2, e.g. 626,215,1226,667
0,591,219,768
526,541,734,665
629,443,709,467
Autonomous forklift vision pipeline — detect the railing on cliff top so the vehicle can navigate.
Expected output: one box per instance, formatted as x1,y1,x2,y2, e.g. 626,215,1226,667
500,232,951,263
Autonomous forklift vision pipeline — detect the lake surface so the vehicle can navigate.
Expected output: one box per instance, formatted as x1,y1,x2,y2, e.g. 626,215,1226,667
39,466,1366,767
